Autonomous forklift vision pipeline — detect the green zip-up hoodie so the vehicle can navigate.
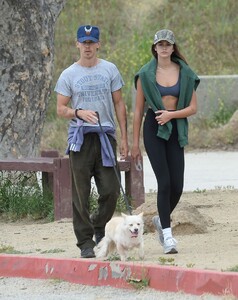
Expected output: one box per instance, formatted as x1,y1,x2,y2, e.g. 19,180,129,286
135,57,200,147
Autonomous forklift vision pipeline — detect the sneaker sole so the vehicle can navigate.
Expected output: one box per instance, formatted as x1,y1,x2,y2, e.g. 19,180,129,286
81,248,96,258
164,248,178,254
81,254,96,258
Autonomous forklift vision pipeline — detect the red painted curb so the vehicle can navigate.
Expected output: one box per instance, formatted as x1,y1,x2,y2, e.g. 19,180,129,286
0,254,237,297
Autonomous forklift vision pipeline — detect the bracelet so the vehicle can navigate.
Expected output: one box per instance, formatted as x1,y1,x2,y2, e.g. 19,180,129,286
75,108,83,120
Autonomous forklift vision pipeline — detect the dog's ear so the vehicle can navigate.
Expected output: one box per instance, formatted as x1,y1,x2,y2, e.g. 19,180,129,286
121,213,127,218
138,212,143,218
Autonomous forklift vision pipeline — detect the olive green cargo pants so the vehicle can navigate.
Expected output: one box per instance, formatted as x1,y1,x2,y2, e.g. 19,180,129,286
69,133,120,250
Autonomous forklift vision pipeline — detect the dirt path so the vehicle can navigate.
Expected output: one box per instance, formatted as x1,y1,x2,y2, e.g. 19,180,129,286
1,189,238,272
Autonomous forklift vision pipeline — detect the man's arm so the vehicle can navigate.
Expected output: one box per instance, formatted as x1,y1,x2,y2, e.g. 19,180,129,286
56,93,98,123
57,94,76,119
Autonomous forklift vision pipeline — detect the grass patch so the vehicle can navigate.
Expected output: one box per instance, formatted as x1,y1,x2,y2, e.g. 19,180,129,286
225,265,238,272
107,253,121,261
0,171,54,221
193,188,207,194
40,249,65,254
186,263,195,268
158,257,176,266
0,244,25,254
128,276,150,290
128,268,150,290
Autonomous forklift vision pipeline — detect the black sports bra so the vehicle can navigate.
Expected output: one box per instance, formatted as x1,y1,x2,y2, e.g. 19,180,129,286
156,74,180,97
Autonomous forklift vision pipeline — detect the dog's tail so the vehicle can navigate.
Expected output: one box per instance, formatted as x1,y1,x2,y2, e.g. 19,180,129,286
95,237,110,258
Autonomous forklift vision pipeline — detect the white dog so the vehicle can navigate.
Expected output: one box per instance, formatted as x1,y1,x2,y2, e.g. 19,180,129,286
96,212,144,261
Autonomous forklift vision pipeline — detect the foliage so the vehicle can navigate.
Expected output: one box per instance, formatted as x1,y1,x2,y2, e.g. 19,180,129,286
0,171,54,221
40,248,65,254
158,256,176,266
208,99,236,127
128,268,150,290
188,108,238,150
42,0,238,154
226,265,238,272
89,185,128,215
0,171,128,222
128,276,150,290
50,0,238,111
0,244,24,254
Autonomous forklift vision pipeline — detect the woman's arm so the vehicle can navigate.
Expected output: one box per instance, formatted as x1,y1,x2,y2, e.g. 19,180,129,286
155,90,197,125
131,78,145,161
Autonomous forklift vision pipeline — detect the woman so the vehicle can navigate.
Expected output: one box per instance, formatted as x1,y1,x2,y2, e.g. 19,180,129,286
131,29,200,254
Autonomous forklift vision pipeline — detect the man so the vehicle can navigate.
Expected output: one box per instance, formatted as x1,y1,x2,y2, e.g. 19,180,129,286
54,25,128,258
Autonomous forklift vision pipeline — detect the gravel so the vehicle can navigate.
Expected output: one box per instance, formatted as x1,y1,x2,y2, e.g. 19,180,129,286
0,277,227,300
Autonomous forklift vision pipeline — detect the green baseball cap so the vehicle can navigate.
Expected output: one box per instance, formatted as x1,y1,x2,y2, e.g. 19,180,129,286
153,29,175,45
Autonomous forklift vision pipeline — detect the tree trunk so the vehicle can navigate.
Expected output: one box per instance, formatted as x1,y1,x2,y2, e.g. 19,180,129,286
0,0,66,158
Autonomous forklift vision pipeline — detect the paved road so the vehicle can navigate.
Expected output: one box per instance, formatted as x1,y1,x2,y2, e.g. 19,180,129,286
0,277,224,300
142,151,238,192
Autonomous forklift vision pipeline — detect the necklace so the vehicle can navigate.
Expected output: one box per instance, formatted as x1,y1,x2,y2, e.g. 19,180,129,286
157,65,172,71
157,64,178,73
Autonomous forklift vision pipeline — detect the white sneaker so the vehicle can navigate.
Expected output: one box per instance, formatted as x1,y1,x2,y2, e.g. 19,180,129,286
163,237,178,254
152,216,164,245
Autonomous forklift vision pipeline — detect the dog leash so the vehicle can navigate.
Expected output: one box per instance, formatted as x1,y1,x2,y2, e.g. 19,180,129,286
95,111,132,215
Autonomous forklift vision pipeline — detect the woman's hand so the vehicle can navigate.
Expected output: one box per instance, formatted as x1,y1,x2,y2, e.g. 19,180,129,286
119,138,129,160
131,145,142,162
155,110,172,125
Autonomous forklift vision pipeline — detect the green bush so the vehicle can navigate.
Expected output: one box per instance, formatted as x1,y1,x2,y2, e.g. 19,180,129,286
209,99,236,127
89,185,129,215
0,171,54,221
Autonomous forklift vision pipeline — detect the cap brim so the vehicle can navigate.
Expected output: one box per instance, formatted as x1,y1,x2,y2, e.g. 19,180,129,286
78,37,99,43
154,38,174,45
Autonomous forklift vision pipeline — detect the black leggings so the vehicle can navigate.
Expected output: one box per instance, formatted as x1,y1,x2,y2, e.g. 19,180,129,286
143,109,184,229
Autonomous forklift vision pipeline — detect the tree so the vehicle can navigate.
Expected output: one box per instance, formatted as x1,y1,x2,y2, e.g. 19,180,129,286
0,0,66,158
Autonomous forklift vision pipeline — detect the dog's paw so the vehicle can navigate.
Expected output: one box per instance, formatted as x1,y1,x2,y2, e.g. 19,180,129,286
119,255,127,261
138,247,145,260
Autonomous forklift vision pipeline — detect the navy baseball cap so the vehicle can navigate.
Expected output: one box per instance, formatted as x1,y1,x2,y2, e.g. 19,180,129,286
77,25,100,43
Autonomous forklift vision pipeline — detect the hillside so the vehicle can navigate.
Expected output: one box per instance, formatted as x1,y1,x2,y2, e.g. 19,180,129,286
41,0,238,155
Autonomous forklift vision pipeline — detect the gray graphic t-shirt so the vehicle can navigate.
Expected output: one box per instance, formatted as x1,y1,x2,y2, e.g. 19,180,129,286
54,59,125,129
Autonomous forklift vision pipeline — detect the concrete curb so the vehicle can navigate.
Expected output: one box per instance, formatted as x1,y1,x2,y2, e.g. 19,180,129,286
0,254,237,297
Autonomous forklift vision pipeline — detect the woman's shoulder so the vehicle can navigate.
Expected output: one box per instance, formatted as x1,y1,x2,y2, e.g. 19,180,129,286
175,59,200,88
177,59,199,79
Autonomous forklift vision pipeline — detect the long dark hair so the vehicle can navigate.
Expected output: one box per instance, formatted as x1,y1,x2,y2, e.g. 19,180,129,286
151,43,188,64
